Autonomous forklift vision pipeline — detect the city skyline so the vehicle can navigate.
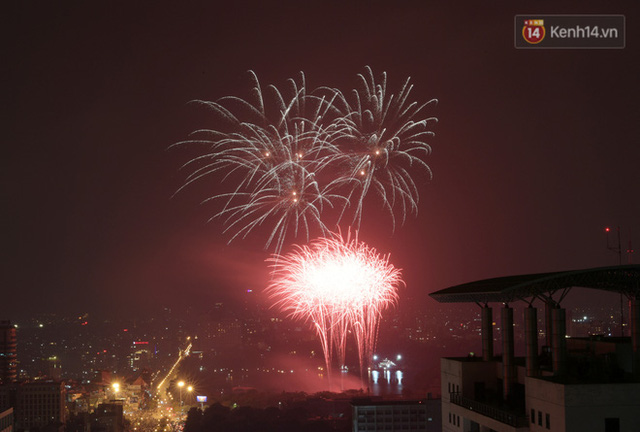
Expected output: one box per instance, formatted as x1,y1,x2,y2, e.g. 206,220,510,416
7,297,632,397
3,2,640,322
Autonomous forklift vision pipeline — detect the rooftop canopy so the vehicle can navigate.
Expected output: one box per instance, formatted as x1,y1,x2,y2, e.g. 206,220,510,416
429,265,640,304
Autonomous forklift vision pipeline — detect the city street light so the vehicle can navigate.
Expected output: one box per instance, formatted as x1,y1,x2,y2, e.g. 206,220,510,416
187,385,193,405
112,382,120,400
177,381,185,405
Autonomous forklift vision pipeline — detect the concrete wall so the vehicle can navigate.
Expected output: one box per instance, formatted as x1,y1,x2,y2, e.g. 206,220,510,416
442,358,511,432
526,377,640,432
564,383,640,432
441,358,461,432
441,358,501,399
567,338,633,373
525,377,565,432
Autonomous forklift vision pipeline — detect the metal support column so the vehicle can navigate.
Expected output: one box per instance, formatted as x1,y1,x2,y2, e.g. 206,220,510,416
524,306,539,377
631,297,640,379
501,305,514,400
551,307,566,376
545,300,553,348
482,306,494,361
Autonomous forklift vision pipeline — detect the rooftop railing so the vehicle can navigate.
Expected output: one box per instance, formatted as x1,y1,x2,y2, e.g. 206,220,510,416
449,392,529,428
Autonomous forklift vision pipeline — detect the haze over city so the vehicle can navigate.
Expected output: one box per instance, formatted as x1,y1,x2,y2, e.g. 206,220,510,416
2,2,640,431
3,1,638,322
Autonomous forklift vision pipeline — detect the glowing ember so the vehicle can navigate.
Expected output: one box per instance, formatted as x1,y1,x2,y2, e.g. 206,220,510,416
266,231,402,388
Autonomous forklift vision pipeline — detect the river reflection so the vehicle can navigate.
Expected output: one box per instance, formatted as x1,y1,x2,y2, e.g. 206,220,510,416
368,369,404,396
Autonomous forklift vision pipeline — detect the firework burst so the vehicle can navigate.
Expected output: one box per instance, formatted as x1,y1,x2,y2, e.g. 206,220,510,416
172,72,348,253
266,231,402,386
172,68,437,253
329,66,439,230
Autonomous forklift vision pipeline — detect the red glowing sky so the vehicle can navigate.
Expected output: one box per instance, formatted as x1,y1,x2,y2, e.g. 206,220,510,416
2,2,639,319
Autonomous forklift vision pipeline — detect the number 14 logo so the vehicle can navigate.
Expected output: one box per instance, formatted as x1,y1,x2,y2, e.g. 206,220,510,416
523,19,546,44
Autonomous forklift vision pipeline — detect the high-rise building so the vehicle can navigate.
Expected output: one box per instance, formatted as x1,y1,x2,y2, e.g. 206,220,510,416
129,341,152,372
431,265,640,432
0,382,65,431
16,382,66,431
0,322,17,385
352,398,441,431
0,408,13,432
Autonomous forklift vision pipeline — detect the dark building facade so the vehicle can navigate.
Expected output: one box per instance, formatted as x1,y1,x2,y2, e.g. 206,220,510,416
0,322,17,385
0,382,66,431
431,265,640,432
91,402,124,432
0,408,13,432
352,398,441,431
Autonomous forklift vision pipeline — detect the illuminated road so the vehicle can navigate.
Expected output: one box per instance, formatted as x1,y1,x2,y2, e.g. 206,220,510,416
128,339,193,432
154,339,193,398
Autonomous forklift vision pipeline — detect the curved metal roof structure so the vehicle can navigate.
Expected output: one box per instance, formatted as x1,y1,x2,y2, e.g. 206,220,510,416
429,265,640,304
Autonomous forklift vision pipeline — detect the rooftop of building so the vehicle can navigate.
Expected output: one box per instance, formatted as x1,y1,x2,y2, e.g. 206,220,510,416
351,398,436,406
443,355,527,365
430,264,640,304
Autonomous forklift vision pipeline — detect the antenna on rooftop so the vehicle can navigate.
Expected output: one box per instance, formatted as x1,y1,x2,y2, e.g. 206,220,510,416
605,226,624,337
605,226,622,265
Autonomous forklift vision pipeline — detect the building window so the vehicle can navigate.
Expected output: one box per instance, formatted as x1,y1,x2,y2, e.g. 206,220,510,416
448,413,451,423
546,413,550,429
457,415,460,426
531,409,535,424
538,411,542,426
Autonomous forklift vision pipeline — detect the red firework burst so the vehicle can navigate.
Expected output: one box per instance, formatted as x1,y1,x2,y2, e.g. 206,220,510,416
266,231,402,387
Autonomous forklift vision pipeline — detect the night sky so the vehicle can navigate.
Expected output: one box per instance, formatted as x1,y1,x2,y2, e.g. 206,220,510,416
3,2,639,320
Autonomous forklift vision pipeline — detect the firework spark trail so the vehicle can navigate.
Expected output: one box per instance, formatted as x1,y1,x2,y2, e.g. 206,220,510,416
172,68,437,254
266,231,402,388
328,66,438,231
172,72,351,254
